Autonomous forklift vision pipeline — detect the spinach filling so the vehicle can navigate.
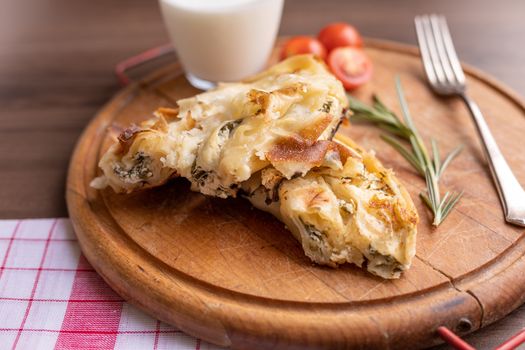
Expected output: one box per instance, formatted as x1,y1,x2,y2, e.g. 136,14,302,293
190,119,243,192
319,100,333,113
113,152,153,183
218,119,242,139
301,219,326,245
366,245,403,273
191,164,209,186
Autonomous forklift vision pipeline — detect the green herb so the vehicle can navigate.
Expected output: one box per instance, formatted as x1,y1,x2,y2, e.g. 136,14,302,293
113,152,153,182
348,77,463,226
218,119,242,138
191,162,209,185
303,223,325,243
320,100,333,113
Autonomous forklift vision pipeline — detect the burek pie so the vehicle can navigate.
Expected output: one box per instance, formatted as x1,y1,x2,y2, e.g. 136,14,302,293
91,55,418,279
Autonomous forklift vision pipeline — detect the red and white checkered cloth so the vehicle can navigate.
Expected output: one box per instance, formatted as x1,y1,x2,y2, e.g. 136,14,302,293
0,218,224,350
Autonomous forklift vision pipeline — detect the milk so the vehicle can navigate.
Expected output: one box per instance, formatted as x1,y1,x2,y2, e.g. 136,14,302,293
159,0,284,88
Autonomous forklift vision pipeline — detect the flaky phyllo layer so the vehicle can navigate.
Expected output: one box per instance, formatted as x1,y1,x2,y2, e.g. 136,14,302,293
92,55,348,196
91,55,418,279
242,135,418,279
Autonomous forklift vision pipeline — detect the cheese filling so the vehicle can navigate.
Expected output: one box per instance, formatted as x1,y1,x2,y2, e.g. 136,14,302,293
91,55,418,279
243,136,418,279
93,55,348,195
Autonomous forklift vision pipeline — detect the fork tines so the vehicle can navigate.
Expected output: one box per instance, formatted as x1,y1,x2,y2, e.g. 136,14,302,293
415,14,466,92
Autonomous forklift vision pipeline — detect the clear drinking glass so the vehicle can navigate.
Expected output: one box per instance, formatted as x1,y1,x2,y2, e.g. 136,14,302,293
159,0,284,90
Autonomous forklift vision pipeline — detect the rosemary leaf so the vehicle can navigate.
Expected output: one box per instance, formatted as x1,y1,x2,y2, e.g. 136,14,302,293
410,135,426,169
439,191,452,212
439,191,464,225
381,135,425,175
378,123,409,138
431,138,440,174
424,168,439,211
439,145,463,179
349,94,412,138
347,78,464,226
372,95,392,115
395,78,432,167
395,78,418,134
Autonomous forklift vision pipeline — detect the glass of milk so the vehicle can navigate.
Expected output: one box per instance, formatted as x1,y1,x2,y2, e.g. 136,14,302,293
159,0,284,90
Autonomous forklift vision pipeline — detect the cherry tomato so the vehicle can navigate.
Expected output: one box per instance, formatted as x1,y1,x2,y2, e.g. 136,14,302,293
281,36,327,60
318,23,363,52
328,47,372,90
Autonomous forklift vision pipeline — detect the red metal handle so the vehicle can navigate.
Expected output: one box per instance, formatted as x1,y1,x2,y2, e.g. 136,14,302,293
438,326,525,350
114,43,174,86
438,327,476,350
494,328,525,350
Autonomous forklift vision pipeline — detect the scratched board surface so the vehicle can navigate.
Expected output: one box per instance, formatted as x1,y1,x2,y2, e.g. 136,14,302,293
67,40,525,349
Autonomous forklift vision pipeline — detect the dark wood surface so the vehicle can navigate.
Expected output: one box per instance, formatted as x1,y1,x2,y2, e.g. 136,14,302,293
2,0,525,348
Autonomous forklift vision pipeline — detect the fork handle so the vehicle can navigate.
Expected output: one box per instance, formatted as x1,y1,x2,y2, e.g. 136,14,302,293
461,94,525,226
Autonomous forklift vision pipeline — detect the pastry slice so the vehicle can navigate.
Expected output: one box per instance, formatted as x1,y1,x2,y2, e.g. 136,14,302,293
91,56,418,278
242,135,418,279
91,55,348,196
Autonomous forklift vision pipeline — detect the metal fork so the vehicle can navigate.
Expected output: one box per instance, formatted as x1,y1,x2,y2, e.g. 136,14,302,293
415,14,525,227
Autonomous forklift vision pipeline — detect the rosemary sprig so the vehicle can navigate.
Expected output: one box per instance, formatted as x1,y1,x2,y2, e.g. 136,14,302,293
348,77,463,226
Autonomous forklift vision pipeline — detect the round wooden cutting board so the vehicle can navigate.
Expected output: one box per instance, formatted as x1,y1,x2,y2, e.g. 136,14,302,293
66,39,525,349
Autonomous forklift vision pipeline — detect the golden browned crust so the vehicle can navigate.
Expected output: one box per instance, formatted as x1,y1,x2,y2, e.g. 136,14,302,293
267,136,353,170
268,139,329,166
247,89,270,114
149,116,169,132
116,125,144,155
304,187,332,208
298,114,334,142
155,107,180,122
94,55,349,196
259,134,419,278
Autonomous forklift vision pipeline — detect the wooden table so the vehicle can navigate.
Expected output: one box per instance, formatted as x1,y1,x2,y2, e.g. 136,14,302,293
2,0,524,348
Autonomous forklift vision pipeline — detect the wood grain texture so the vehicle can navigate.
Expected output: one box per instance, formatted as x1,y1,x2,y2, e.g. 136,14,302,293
3,0,525,347
67,40,525,349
